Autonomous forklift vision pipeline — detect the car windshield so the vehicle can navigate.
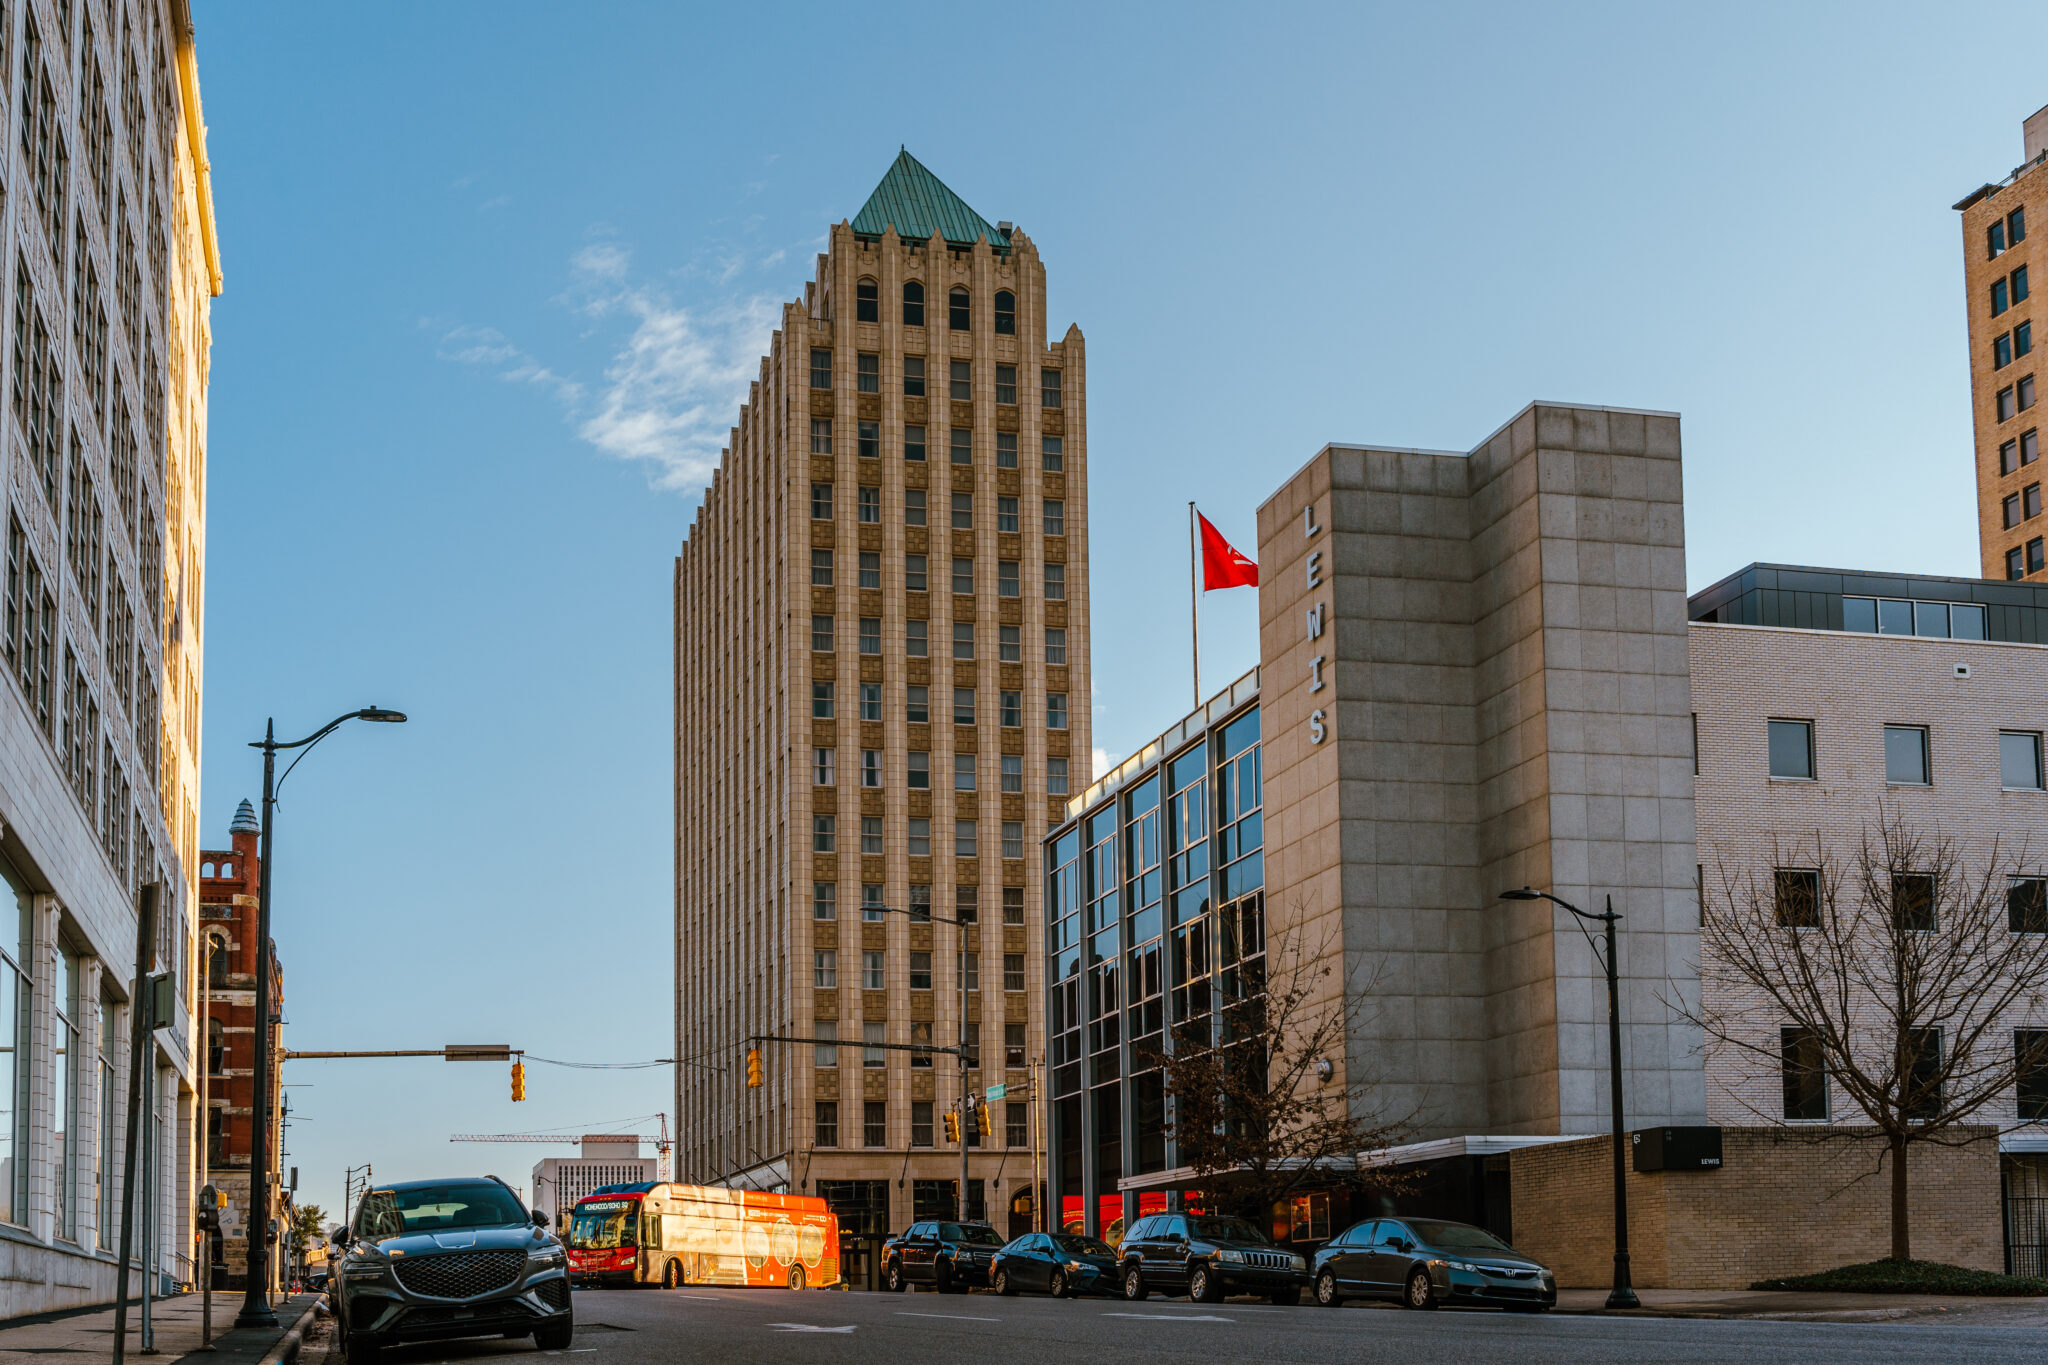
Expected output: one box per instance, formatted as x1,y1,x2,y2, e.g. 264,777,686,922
1406,1219,1515,1253
942,1223,1006,1246
1190,1217,1270,1246
567,1200,640,1250
1050,1234,1115,1257
355,1183,528,1240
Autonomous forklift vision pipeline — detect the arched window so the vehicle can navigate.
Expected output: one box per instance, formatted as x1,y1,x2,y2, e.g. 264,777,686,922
994,290,1015,335
201,862,214,878
903,280,925,326
207,1016,226,1074
207,939,229,988
856,278,878,324
949,287,970,331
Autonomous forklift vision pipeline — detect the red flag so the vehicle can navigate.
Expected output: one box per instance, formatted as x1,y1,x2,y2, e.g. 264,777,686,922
1198,513,1258,590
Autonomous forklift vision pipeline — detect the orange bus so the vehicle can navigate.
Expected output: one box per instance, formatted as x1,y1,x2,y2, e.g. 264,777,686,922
566,1182,840,1290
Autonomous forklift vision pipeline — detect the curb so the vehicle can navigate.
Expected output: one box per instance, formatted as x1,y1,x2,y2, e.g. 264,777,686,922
256,1297,323,1365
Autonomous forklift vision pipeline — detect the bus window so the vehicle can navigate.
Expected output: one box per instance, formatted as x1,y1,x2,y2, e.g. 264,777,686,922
569,1201,639,1249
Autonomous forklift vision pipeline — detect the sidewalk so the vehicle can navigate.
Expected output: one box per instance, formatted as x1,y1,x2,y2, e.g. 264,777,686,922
1551,1285,2048,1324
0,1290,321,1364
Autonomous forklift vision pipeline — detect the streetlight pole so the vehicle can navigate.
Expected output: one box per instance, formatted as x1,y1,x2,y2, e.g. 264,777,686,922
1497,887,1638,1310
234,707,406,1329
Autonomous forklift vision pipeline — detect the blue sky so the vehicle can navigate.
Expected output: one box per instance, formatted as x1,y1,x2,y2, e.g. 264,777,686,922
192,0,2029,1225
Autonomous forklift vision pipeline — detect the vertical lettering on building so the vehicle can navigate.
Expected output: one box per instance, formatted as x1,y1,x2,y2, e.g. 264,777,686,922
1304,502,1326,744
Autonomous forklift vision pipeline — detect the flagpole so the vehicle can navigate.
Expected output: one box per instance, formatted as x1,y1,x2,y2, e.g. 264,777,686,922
1188,502,1201,709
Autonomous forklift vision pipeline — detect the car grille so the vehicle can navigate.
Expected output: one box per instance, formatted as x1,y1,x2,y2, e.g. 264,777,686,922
535,1277,571,1310
1239,1251,1292,1270
394,1250,526,1300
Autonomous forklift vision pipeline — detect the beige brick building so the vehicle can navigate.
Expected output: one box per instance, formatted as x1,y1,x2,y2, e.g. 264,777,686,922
1958,103,2048,581
674,151,1088,1249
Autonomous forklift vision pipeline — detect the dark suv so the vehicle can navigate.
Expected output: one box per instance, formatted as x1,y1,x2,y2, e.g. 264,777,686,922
331,1176,572,1363
1118,1212,1308,1304
882,1221,1006,1292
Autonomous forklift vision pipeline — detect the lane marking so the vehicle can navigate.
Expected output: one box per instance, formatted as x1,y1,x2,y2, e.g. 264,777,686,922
895,1311,1002,1322
767,1322,857,1332
679,1293,728,1300
1101,1312,1235,1322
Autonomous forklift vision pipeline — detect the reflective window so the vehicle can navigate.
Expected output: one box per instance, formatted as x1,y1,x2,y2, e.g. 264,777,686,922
1883,726,1929,785
2002,732,2043,791
1767,719,1814,780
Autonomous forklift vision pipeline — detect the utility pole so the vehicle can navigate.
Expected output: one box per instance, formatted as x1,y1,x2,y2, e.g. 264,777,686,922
1030,1057,1044,1234
113,881,160,1365
959,927,971,1222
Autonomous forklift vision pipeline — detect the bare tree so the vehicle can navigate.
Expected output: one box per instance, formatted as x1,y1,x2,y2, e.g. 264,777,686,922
1151,908,1410,1222
1681,808,2048,1262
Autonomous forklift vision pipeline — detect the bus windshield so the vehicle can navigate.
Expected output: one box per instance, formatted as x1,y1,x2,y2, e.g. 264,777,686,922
569,1202,639,1250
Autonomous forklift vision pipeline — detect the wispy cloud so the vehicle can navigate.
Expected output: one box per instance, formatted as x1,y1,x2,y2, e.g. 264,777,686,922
433,324,582,405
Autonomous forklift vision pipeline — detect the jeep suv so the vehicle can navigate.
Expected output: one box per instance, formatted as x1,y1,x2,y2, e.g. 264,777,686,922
1118,1212,1309,1304
882,1221,1006,1292
332,1176,572,1363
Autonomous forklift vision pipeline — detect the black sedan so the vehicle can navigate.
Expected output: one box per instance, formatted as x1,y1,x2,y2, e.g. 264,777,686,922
990,1232,1120,1298
1311,1216,1554,1312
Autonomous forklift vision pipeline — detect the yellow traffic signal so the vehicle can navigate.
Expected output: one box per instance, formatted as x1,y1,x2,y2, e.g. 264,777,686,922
510,1062,527,1102
975,1102,992,1138
943,1110,960,1143
746,1048,763,1088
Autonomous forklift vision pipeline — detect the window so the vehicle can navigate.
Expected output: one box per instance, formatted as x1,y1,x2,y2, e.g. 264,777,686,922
999,952,1027,995
2023,322,2037,361
956,817,978,856
999,625,1021,662
951,428,972,466
907,620,928,657
812,614,834,652
859,422,880,459
906,488,927,525
1004,886,1025,925
953,557,975,595
1905,1028,1942,1119
2024,376,2039,410
1045,500,1065,535
2009,878,2048,933
955,756,977,793
813,681,835,718
909,818,931,856
911,1025,934,1072
812,548,833,586
1046,628,1067,665
815,748,836,785
1048,693,1069,729
856,280,879,323
859,553,881,590
1007,1100,1028,1147
810,483,835,521
994,290,1015,335
814,880,838,921
2034,538,2046,575
862,814,883,853
953,623,975,659
2016,265,2031,305
1001,754,1022,792
864,1020,886,1067
1780,1027,1828,1122
909,883,932,919
814,815,836,852
2028,429,2043,465
1768,719,1814,779
814,949,838,987
1000,692,1021,728
908,752,930,789
2008,493,2024,528
998,561,1019,597
811,348,832,388
1883,726,1929,785
1003,821,1023,859
952,492,973,529
905,555,928,593
1998,333,2015,369
1893,872,1936,932
913,1101,934,1145
954,687,976,725
2003,732,2044,790
910,952,933,991
905,356,926,396
857,352,880,393
949,287,969,330
1041,368,1062,408
1996,276,2012,315
2011,547,2028,581
998,496,1019,533
860,618,881,655
863,884,884,920
2006,440,2022,475
1774,868,1821,928
815,1102,839,1147
2003,386,2020,421
903,281,925,327
862,749,881,787
2019,1030,2048,1121
957,885,979,923
2014,207,2028,246
863,952,886,992
951,360,972,401
995,364,1017,404
907,686,930,724
815,1021,838,1068
1045,563,1066,600
1048,756,1068,794
1992,218,2009,258
961,949,981,993
905,423,926,462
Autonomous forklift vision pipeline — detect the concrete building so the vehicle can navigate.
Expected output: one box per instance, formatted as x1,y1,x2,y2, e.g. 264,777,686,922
674,150,1087,1259
0,0,218,1318
1957,103,2048,580
531,1136,656,1228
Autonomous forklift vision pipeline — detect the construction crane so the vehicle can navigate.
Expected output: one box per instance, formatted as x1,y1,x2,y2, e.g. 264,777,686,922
655,1113,672,1182
449,1134,578,1144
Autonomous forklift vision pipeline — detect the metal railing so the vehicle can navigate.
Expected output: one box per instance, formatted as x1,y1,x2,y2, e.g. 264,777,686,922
2006,1195,2047,1278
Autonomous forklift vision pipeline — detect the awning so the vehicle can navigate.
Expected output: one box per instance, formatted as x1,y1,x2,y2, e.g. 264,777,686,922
1116,1156,1357,1194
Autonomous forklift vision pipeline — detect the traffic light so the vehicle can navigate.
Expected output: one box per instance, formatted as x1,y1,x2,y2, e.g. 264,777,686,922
975,1102,992,1138
510,1061,527,1102
943,1110,961,1143
746,1048,763,1088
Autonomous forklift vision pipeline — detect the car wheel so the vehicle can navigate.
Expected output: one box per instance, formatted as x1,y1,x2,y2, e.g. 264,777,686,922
535,1317,575,1350
886,1260,905,1293
788,1264,807,1292
1269,1288,1301,1306
663,1259,680,1289
1188,1264,1220,1304
994,1268,1015,1297
1315,1269,1343,1307
1123,1266,1149,1301
343,1331,382,1365
1049,1268,1070,1299
1404,1268,1437,1310
934,1261,954,1294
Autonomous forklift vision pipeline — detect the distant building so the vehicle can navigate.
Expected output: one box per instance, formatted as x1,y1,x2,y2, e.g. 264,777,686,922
532,1136,655,1225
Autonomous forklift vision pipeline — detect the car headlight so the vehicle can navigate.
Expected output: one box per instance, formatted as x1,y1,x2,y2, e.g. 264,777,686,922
531,1247,566,1268
1288,1253,1306,1270
1218,1249,1244,1264
1064,1260,1084,1272
1446,1260,1480,1273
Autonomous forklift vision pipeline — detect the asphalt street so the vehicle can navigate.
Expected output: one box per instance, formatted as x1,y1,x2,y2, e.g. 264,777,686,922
298,1283,2048,1365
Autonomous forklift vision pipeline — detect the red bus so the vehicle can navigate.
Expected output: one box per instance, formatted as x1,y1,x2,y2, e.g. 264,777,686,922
566,1182,840,1290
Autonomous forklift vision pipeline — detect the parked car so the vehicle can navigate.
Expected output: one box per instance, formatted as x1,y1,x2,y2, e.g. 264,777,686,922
990,1232,1120,1298
1116,1212,1309,1304
881,1221,1007,1292
1311,1216,1554,1311
330,1176,572,1364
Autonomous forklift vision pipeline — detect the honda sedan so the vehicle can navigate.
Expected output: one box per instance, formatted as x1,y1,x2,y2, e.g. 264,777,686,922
991,1232,1120,1297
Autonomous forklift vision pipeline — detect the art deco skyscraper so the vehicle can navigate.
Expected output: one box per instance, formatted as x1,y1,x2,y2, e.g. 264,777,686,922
675,152,1089,1238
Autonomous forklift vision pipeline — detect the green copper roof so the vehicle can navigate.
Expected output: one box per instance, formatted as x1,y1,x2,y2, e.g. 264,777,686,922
850,149,1011,250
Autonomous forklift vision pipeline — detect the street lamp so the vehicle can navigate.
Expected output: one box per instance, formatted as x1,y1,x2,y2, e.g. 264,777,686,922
865,904,977,1222
235,707,406,1329
1497,886,1639,1310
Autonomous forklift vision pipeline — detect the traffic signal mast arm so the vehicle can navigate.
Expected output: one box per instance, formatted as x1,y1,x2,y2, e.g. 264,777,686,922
745,1032,965,1058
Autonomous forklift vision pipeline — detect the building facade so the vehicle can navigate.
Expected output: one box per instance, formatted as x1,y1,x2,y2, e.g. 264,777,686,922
674,151,1088,1250
0,0,217,1318
531,1136,656,1228
1958,104,2048,581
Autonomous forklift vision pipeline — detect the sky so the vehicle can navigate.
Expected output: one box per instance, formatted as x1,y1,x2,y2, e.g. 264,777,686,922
189,0,2032,1229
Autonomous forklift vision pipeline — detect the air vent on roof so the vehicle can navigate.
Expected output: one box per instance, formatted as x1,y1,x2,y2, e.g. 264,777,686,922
997,221,1013,234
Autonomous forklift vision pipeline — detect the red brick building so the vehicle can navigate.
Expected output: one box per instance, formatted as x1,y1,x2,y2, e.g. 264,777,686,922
199,800,284,1291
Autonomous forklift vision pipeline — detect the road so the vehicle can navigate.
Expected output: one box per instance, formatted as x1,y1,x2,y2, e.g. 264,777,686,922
299,1283,2048,1365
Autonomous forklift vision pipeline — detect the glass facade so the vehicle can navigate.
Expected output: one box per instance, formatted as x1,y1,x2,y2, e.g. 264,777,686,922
1689,563,2048,642
1046,682,1262,1240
